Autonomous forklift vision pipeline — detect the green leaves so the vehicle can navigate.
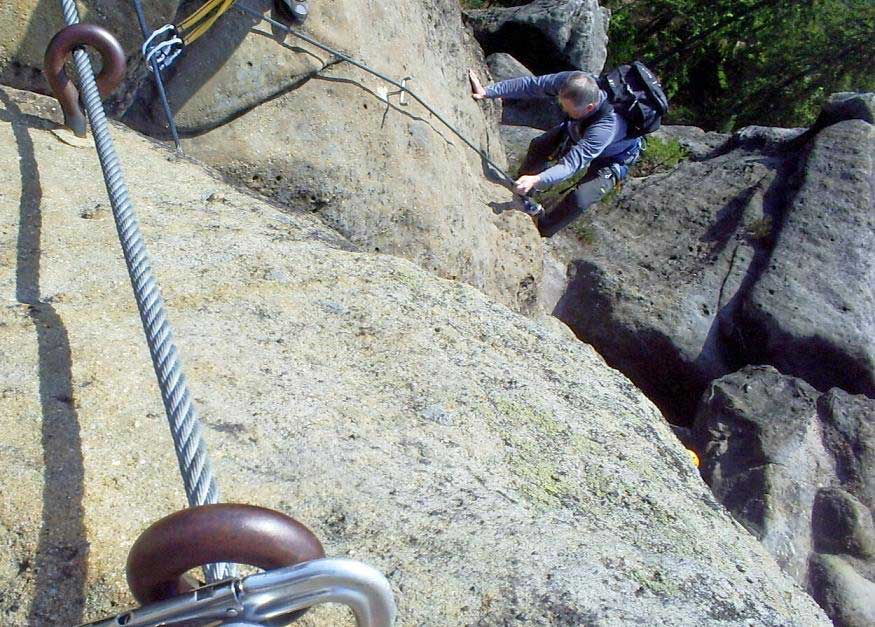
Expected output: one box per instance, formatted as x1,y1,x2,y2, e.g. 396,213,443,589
603,0,875,130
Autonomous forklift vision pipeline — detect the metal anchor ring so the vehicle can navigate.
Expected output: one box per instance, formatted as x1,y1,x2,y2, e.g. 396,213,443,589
43,23,126,137
126,504,325,604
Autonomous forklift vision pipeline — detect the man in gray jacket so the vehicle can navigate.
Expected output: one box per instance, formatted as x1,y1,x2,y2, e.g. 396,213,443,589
469,69,642,237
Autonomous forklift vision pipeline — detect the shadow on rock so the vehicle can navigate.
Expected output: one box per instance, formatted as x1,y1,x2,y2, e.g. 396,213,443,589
1,89,88,626
125,0,288,136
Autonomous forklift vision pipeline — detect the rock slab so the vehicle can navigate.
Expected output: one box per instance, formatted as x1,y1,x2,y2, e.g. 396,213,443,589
466,0,609,75
739,119,875,397
125,0,544,313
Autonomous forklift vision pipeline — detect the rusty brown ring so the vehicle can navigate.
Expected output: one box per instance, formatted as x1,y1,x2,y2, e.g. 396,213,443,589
43,23,126,137
126,504,325,604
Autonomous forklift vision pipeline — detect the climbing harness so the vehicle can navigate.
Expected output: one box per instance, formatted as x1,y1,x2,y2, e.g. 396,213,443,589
44,2,396,624
131,0,182,151
233,1,544,217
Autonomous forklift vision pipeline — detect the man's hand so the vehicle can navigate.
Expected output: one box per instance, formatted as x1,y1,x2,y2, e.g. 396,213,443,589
514,174,540,196
468,69,486,100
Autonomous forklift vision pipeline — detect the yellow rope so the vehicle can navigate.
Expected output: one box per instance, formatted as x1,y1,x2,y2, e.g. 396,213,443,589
177,0,237,44
177,0,226,30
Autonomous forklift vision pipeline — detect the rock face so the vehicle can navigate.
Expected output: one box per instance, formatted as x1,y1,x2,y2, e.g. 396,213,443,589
0,0,180,107
0,86,829,626
124,0,543,313
550,95,875,422
552,125,790,422
486,52,565,130
499,123,542,175
127,0,322,134
466,0,609,75
738,119,875,397
694,365,875,627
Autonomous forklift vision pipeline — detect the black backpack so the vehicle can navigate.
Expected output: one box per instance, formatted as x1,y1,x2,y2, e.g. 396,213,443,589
597,61,669,138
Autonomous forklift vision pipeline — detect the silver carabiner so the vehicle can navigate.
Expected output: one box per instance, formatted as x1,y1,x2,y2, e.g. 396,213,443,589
141,24,183,73
145,38,183,72
79,557,396,626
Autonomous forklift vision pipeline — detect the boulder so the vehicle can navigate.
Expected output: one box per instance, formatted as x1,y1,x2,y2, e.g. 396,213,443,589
812,488,875,559
124,0,544,313
0,0,180,108
548,94,875,421
808,554,875,627
0,85,829,626
552,129,793,422
693,365,875,626
486,51,532,83
729,125,808,152
486,52,565,130
465,0,609,75
814,92,875,129
738,118,875,398
693,366,830,581
820,388,875,508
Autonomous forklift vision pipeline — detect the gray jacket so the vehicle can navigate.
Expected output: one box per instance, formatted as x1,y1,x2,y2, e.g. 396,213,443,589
485,71,639,188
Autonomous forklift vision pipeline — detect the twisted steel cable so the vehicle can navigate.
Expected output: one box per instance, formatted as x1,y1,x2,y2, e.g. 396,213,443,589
57,0,233,582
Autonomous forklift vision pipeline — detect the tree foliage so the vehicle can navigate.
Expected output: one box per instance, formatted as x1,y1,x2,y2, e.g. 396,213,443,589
604,0,875,130
460,0,526,8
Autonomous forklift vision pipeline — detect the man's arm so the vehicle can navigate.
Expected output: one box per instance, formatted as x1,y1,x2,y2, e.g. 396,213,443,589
535,114,616,189
484,71,579,100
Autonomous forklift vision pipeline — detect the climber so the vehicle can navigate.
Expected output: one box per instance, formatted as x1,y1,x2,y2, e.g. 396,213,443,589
468,69,644,237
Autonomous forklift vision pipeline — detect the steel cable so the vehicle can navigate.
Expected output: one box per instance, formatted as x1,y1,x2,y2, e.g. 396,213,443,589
57,0,234,582
235,1,518,188
131,0,183,151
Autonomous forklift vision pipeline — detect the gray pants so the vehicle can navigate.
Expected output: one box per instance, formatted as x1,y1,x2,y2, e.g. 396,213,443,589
519,126,633,238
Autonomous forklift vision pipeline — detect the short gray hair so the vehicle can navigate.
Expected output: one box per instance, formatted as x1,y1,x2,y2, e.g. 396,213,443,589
559,72,600,109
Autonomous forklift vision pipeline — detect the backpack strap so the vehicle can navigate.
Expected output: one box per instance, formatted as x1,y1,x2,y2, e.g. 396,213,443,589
571,96,614,137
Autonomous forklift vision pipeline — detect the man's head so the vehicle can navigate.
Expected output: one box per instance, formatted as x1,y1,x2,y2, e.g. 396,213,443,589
558,72,600,119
